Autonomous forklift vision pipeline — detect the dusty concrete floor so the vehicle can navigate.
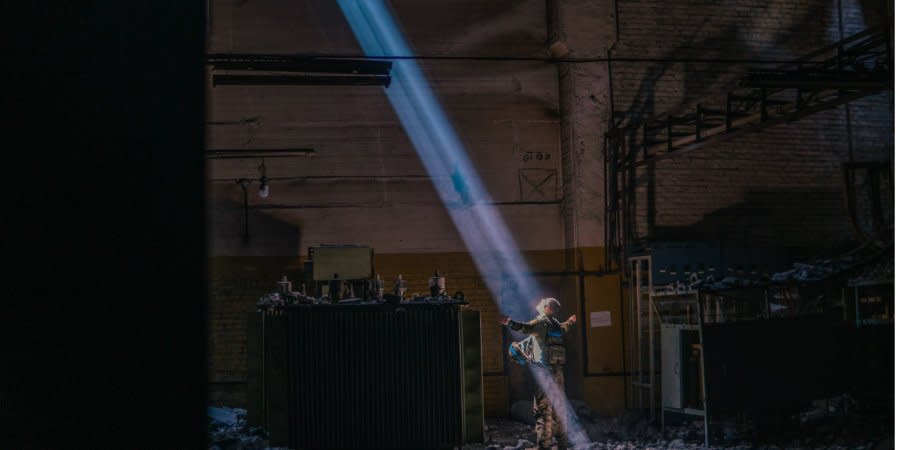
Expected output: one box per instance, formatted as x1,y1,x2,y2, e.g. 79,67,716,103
474,415,892,450
209,395,893,450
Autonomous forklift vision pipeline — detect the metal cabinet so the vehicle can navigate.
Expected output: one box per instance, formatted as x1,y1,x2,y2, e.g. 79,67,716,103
247,304,484,449
660,326,683,410
661,325,704,415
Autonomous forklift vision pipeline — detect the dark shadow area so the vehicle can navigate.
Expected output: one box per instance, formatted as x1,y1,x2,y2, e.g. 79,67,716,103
858,0,891,31
704,315,893,441
210,197,302,257
652,189,855,256
704,315,850,418
617,0,846,127
2,3,206,448
207,198,303,410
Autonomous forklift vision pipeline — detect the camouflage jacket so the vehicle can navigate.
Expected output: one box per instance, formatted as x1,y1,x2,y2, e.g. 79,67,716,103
508,314,574,366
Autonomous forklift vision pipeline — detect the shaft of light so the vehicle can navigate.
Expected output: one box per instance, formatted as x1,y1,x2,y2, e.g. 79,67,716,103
338,1,590,446
337,0,541,318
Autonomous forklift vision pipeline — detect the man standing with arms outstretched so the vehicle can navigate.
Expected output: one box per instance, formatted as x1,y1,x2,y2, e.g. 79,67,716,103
501,297,576,450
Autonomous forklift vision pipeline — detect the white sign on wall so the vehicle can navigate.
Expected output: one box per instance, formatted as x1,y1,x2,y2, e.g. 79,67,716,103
590,311,612,328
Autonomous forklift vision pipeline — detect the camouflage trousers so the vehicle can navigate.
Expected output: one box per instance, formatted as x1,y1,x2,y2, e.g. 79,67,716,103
533,365,567,449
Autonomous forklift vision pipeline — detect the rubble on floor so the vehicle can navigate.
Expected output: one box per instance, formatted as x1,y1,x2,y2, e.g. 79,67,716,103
208,394,891,450
484,394,891,450
848,256,893,285
661,242,893,294
208,406,273,450
770,258,855,283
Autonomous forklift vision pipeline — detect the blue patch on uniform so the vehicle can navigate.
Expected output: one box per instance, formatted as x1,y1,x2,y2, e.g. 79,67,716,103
547,330,563,338
509,343,528,366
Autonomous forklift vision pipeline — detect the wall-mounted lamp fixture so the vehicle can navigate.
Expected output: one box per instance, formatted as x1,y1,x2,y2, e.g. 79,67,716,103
258,177,269,199
258,159,269,198
211,150,317,243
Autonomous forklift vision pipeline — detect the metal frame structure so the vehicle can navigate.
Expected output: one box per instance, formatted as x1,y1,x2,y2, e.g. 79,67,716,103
624,243,892,446
614,26,891,170
696,292,711,448
627,256,656,417
604,26,893,268
628,255,712,445
655,289,709,448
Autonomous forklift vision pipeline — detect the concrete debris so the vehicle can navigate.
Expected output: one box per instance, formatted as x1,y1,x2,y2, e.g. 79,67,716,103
404,293,464,304
256,292,466,311
570,400,597,422
795,393,858,423
207,406,268,450
256,291,324,311
770,258,854,283
500,438,536,450
486,392,888,449
256,292,285,310
667,250,891,293
482,418,533,449
207,398,888,450
848,257,893,285
699,275,768,290
209,406,241,425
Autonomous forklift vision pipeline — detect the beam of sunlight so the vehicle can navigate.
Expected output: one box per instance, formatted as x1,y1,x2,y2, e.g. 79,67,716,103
338,1,590,447
832,0,867,38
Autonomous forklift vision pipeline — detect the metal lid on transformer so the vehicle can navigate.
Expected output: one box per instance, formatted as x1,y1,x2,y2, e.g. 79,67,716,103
277,276,292,295
371,274,385,301
394,274,408,300
429,270,446,297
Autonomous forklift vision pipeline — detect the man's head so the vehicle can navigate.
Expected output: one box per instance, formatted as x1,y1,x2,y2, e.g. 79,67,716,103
536,297,561,317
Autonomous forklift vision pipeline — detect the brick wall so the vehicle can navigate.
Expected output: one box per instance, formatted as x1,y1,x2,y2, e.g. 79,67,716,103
611,0,892,252
208,257,306,406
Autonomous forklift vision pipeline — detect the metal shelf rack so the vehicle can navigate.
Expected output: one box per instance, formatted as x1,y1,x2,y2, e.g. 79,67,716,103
628,255,711,446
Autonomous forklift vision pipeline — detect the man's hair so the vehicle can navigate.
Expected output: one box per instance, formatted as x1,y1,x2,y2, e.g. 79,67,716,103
536,297,561,313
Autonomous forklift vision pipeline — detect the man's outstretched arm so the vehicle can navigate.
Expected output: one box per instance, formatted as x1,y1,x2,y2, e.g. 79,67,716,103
500,316,540,333
561,314,577,333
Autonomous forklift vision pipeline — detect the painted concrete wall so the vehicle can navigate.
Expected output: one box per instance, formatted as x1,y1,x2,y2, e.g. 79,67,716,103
207,0,562,255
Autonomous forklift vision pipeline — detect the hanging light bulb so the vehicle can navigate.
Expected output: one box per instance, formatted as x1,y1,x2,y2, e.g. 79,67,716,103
259,176,269,198
258,158,269,198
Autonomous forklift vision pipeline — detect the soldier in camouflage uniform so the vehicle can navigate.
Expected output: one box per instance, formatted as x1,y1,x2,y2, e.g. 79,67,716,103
501,298,576,450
